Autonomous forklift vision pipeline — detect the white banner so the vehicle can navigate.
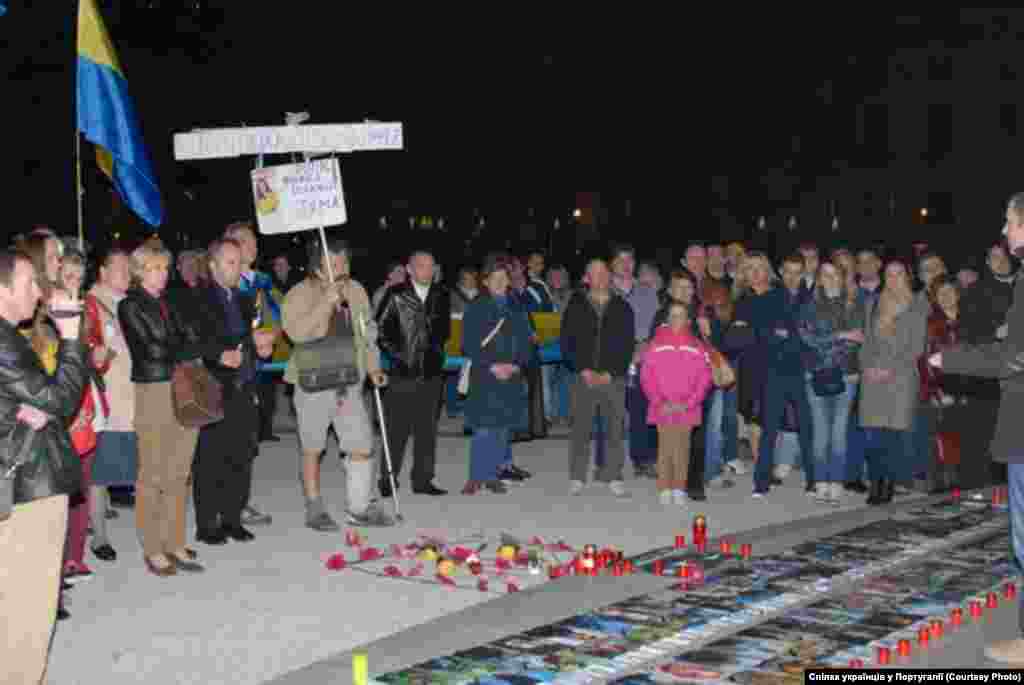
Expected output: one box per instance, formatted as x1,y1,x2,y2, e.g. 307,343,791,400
251,158,347,234
174,122,403,160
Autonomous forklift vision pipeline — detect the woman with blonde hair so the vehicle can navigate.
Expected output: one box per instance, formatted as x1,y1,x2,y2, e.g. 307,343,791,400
118,242,206,576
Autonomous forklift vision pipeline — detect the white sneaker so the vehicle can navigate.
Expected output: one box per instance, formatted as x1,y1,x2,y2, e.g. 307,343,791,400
569,480,585,496
751,491,765,499
773,464,792,480
725,460,746,475
659,490,673,506
672,489,687,506
829,482,844,503
609,481,631,499
814,482,830,504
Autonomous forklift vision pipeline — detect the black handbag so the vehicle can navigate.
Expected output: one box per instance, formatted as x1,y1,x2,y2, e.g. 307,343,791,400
13,423,82,506
293,335,360,393
0,422,38,520
811,366,845,397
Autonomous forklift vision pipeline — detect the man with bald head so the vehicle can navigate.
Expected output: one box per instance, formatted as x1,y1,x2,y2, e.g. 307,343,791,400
560,258,635,498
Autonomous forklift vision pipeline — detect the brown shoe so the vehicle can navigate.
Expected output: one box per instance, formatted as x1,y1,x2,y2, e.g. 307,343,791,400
144,555,177,577
985,639,1024,664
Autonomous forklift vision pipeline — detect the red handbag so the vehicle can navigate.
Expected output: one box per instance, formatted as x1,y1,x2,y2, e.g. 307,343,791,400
935,431,961,466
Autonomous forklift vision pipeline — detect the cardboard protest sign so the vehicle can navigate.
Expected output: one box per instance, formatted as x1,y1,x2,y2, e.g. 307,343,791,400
251,157,346,234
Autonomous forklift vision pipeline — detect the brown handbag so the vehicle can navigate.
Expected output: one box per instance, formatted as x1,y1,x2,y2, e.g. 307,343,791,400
171,361,225,428
701,333,736,388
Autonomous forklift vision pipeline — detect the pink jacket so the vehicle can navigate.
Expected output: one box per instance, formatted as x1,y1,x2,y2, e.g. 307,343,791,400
640,326,714,426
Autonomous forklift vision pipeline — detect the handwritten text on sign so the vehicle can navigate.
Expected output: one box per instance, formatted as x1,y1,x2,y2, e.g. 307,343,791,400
251,158,347,234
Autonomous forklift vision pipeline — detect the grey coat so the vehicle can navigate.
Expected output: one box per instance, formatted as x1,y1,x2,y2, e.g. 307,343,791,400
858,291,928,431
944,277,1024,463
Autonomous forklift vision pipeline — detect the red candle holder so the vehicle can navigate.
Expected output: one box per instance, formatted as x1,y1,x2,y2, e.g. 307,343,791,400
952,487,961,500
930,618,944,638
1004,582,1017,600
740,543,752,559
674,534,686,549
918,627,930,646
848,658,865,669
611,564,623,577
719,540,732,555
653,559,664,576
987,592,999,609
897,639,912,657
624,560,635,574
970,600,984,619
951,607,963,625
876,646,891,665
677,563,691,578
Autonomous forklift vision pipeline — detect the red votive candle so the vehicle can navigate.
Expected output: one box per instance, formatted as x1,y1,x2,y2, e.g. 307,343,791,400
720,540,731,555
674,534,686,549
848,658,865,668
897,639,912,657
1005,582,1017,600
624,560,635,574
876,646,890,665
918,627,930,646
653,559,664,576
970,600,983,619
988,592,1000,609
740,543,752,559
930,618,944,638
951,607,963,625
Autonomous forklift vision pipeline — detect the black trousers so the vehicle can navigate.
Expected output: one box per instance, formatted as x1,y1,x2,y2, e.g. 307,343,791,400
256,373,278,439
194,386,259,531
687,424,706,495
380,377,441,488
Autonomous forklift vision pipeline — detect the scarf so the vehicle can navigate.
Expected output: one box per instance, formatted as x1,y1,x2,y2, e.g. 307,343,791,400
876,282,913,338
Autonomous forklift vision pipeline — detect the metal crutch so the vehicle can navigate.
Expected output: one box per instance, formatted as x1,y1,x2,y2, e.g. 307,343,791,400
372,384,405,523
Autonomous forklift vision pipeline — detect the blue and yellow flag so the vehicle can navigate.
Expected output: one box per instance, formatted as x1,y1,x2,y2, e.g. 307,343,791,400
76,0,163,226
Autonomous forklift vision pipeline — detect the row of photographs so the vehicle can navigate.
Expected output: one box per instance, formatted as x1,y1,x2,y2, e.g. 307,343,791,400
369,500,1011,685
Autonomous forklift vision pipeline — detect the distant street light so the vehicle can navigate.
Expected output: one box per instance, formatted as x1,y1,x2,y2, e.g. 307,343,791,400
920,208,929,217
573,209,582,218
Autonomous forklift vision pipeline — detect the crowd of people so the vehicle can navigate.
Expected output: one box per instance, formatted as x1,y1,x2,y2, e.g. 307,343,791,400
6,196,1024,678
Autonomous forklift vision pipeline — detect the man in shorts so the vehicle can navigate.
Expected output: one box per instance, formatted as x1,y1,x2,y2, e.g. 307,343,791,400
282,236,393,529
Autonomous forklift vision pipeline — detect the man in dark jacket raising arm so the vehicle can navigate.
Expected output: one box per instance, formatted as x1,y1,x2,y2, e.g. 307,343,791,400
560,257,635,498
930,192,1024,665
0,249,90,683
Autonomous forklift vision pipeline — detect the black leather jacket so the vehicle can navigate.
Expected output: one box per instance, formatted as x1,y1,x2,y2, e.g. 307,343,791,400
376,283,451,380
118,287,205,383
0,318,89,495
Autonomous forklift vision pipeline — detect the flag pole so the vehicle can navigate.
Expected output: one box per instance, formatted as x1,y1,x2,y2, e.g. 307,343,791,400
75,131,85,251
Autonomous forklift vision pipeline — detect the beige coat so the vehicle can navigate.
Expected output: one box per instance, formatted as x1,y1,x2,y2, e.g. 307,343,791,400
87,284,135,432
858,291,929,431
281,277,380,385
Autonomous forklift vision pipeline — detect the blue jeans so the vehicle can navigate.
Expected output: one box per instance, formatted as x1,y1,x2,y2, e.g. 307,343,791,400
470,427,510,482
705,388,738,482
862,428,910,481
753,372,814,493
805,378,858,483
627,383,657,468
446,374,464,417
846,424,867,483
546,363,571,420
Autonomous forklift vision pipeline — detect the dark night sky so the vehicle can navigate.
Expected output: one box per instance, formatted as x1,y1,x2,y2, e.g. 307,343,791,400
5,6,1020,262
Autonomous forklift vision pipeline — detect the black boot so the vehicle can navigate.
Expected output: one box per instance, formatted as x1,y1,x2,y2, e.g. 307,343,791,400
866,479,884,505
881,480,895,504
